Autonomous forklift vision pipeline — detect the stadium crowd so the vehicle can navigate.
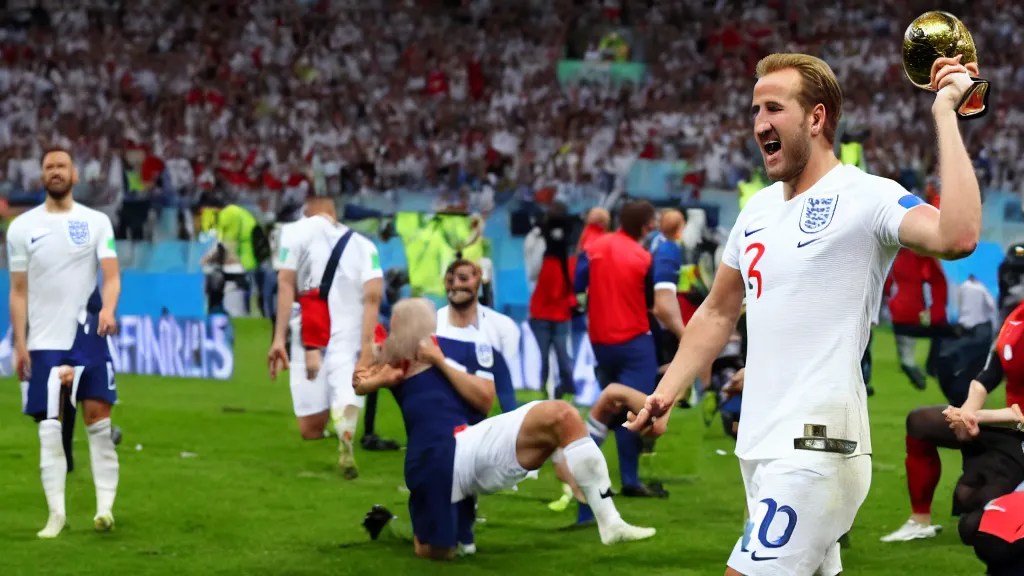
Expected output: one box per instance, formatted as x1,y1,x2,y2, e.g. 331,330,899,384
3,0,1024,243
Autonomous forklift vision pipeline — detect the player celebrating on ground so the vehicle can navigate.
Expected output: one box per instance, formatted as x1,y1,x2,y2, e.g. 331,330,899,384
7,148,122,538
881,299,1024,542
267,196,384,478
627,53,982,576
356,298,655,559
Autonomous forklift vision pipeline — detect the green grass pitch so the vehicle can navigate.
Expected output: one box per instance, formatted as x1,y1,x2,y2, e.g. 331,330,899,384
0,320,997,575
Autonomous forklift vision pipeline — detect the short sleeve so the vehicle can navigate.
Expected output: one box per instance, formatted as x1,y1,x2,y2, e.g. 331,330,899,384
721,217,744,271
871,182,929,248
360,239,384,284
274,224,300,271
95,215,117,260
497,315,521,365
6,220,28,272
444,356,470,373
652,241,683,292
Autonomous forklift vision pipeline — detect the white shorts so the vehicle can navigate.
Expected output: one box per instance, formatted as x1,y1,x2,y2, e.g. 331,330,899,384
289,313,364,417
451,400,540,502
727,452,872,576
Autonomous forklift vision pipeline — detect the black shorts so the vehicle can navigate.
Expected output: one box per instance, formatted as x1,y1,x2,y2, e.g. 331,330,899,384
956,427,1024,514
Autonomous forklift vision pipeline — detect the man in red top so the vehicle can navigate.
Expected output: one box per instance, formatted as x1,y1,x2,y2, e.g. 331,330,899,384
884,248,950,390
881,300,1024,543
574,199,660,519
528,202,578,399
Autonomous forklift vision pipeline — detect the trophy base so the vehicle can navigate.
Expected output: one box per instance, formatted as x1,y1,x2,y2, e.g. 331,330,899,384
956,77,990,119
793,424,858,455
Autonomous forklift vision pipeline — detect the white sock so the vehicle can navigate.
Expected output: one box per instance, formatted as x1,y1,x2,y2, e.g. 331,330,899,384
334,409,358,446
562,436,621,526
87,418,119,515
38,420,67,518
585,414,608,444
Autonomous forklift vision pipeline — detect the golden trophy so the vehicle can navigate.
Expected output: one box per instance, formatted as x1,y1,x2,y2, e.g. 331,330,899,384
903,11,990,119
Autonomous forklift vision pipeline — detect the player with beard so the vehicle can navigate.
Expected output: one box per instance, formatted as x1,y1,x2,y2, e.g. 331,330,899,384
7,148,122,537
627,53,983,575
436,259,519,414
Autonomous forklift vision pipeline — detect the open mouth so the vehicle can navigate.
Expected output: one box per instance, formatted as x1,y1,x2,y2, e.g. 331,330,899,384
764,140,782,156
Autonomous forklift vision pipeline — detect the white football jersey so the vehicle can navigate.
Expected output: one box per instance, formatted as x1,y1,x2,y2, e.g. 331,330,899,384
723,164,926,460
6,203,117,351
275,215,383,349
437,304,523,390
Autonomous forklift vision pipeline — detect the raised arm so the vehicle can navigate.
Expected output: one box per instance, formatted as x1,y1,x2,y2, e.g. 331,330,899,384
897,58,982,260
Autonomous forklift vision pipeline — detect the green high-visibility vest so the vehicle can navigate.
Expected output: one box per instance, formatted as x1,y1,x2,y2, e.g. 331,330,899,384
396,213,487,297
841,142,866,171
738,175,766,210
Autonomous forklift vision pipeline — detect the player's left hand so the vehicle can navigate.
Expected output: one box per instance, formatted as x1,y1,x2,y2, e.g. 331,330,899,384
98,307,117,336
930,55,978,113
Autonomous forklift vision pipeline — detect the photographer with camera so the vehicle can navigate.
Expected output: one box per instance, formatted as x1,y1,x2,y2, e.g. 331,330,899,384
526,201,578,399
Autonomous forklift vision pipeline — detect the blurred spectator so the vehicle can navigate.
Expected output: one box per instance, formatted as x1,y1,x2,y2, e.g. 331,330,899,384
2,0,1024,240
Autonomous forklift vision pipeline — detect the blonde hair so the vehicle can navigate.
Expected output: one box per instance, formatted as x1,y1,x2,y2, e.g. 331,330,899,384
380,298,437,365
755,53,843,144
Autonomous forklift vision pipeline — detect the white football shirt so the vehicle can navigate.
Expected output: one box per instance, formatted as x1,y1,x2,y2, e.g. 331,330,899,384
275,215,383,350
437,304,523,390
722,164,926,460
6,203,117,351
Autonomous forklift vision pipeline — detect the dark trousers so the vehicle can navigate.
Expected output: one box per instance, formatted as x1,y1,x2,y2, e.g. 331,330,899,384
529,318,574,397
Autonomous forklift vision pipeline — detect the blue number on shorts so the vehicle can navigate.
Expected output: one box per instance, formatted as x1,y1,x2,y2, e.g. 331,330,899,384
757,498,798,549
739,519,755,552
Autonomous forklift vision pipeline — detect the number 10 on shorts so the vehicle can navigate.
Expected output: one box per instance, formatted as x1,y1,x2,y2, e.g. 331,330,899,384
740,498,798,556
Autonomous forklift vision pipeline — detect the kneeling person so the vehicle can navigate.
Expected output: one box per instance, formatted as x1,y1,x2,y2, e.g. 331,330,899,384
355,298,655,559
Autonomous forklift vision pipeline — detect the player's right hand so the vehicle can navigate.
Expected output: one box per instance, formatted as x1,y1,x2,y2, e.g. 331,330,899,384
267,340,289,381
930,55,975,113
14,346,30,381
624,392,673,436
416,337,445,367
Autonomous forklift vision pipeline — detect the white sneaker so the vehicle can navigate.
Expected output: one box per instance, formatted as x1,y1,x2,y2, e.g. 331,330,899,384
598,519,657,545
37,513,66,538
94,511,115,533
880,519,941,542
457,542,477,556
